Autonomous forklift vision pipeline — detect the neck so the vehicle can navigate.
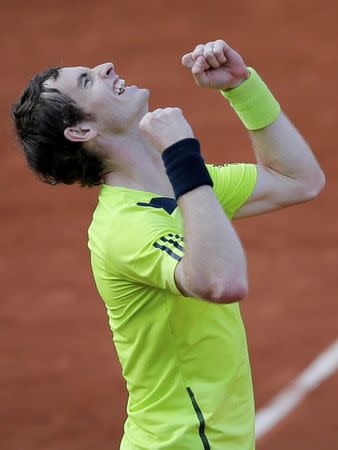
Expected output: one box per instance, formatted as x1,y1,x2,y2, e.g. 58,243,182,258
99,128,174,198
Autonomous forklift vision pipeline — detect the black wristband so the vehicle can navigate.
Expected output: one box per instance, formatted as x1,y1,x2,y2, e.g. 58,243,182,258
161,138,213,200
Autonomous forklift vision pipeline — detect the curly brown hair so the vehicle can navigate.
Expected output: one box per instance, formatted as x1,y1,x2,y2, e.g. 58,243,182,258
11,67,105,187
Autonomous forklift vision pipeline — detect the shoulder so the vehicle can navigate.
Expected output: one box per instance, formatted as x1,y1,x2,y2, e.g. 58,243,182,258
89,188,181,256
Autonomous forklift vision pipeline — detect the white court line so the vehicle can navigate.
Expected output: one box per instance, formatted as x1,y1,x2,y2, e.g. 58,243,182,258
256,338,338,440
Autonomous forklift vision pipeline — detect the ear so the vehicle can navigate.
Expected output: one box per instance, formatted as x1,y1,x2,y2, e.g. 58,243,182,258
64,123,98,143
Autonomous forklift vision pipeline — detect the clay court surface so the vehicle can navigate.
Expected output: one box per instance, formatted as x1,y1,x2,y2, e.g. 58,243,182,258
1,0,337,449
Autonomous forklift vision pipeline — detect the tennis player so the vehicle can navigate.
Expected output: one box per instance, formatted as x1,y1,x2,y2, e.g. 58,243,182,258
12,39,325,449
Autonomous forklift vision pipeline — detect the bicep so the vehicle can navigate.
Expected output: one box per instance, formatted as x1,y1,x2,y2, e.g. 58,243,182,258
233,164,306,219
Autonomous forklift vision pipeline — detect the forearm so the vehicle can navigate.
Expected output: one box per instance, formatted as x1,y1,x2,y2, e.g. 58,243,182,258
159,137,248,303
177,185,248,302
222,67,325,191
250,112,325,187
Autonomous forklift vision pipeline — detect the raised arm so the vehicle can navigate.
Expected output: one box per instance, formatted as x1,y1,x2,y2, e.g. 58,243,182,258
182,39,325,219
234,111,325,218
139,108,248,304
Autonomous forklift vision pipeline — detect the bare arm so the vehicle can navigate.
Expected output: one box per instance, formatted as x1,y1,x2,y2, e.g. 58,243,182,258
182,40,325,219
251,112,323,184
139,108,248,304
234,112,325,218
174,185,247,303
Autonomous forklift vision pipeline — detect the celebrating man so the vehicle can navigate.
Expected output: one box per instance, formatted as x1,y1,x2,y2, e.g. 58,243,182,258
12,39,325,449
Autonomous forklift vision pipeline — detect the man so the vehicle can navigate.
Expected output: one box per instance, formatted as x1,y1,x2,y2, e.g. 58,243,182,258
12,39,324,449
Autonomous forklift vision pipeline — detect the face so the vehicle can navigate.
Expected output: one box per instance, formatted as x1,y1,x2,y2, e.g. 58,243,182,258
44,62,149,137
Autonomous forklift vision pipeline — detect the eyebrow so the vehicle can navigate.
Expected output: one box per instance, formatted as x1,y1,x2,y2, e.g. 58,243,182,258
77,71,90,88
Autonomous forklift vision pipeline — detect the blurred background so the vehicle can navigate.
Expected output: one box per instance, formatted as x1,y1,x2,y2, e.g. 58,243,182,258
1,0,337,449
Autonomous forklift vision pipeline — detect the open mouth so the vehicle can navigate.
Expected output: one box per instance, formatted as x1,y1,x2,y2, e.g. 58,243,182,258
113,78,126,96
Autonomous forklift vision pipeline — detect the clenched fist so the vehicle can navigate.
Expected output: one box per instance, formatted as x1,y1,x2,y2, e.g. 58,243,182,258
139,108,194,152
181,39,249,91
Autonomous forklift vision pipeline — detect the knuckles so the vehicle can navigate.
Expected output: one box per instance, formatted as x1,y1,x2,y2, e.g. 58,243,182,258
213,48,224,58
140,108,182,128
139,117,150,130
203,48,214,58
188,39,230,62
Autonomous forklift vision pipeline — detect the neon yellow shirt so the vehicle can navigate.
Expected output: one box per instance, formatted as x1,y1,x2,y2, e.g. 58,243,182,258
88,163,257,450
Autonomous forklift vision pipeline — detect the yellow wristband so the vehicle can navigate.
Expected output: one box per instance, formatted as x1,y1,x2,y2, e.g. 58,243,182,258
220,67,281,130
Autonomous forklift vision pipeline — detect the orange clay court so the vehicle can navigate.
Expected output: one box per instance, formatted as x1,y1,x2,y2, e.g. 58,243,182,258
1,0,337,449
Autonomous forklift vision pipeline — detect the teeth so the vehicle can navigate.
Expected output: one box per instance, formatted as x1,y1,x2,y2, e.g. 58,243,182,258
113,79,126,96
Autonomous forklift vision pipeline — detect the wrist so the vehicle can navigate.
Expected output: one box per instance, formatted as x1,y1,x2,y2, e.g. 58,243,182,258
220,67,281,130
161,138,213,200
226,68,251,90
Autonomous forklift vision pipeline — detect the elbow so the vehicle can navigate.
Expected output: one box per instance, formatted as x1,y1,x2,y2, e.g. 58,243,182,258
297,169,326,202
308,170,326,198
194,275,249,304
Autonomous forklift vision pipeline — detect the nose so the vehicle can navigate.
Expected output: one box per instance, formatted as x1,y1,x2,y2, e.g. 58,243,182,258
92,62,115,79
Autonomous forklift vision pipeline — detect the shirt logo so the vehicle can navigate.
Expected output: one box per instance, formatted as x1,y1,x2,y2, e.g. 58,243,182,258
137,197,177,215
153,233,184,261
